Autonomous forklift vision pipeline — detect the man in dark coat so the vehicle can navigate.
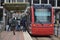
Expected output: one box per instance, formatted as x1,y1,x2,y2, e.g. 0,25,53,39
21,16,26,31
11,17,17,35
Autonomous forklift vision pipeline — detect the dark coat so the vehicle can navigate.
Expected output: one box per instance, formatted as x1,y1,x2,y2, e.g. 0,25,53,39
10,18,17,30
20,16,26,26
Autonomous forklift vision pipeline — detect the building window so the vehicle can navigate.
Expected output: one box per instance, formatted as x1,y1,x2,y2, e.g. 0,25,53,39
57,0,60,6
6,0,9,2
6,0,10,2
0,0,1,6
17,0,23,2
41,0,47,4
49,0,55,6
25,0,28,2
0,0,4,6
12,0,16,2
33,0,39,4
6,0,16,3
0,9,3,21
59,14,60,20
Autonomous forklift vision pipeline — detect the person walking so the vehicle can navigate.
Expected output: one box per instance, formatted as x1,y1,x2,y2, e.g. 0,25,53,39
11,17,17,35
21,16,26,32
15,11,22,31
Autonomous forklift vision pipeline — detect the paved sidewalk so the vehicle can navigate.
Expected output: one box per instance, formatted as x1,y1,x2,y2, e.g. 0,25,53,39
0,31,24,40
0,31,33,40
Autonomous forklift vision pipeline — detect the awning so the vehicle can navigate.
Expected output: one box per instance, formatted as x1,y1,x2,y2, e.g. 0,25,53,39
3,2,29,10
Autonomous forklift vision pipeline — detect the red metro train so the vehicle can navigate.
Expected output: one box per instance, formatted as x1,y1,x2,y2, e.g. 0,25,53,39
26,4,54,36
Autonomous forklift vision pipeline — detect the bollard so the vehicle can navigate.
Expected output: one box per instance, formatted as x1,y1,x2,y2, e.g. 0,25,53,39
54,24,59,37
0,26,2,33
6,25,9,31
58,24,60,38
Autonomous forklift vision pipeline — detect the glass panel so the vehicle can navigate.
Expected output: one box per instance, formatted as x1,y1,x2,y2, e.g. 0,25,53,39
49,0,55,6
0,0,4,6
33,0,39,4
1,0,4,6
17,0,23,2
12,0,16,2
34,9,51,24
1,0,4,2
6,0,9,2
0,0,1,6
0,0,1,2
59,14,60,20
25,0,28,2
57,0,60,6
0,9,3,21
41,0,47,4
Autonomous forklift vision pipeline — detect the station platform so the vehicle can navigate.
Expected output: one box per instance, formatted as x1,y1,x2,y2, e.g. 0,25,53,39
0,31,33,40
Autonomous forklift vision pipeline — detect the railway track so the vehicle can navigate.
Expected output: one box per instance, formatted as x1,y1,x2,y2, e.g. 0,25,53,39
32,35,60,40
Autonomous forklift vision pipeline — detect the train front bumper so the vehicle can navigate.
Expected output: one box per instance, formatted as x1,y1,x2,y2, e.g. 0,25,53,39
31,27,54,36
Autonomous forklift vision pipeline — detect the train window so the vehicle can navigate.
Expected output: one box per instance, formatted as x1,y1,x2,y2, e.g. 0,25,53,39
41,0,47,4
34,9,51,24
0,9,3,21
49,0,55,6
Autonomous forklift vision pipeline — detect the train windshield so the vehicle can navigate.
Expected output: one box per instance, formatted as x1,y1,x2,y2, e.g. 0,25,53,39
34,9,51,24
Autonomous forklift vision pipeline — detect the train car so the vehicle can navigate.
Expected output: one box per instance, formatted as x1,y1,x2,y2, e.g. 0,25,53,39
26,4,54,36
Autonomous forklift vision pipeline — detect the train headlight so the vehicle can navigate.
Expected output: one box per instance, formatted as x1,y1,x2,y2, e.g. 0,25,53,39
50,24,53,27
32,24,36,27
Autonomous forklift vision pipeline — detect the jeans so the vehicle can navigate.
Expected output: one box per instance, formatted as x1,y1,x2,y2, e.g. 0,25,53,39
23,25,26,31
16,25,20,31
